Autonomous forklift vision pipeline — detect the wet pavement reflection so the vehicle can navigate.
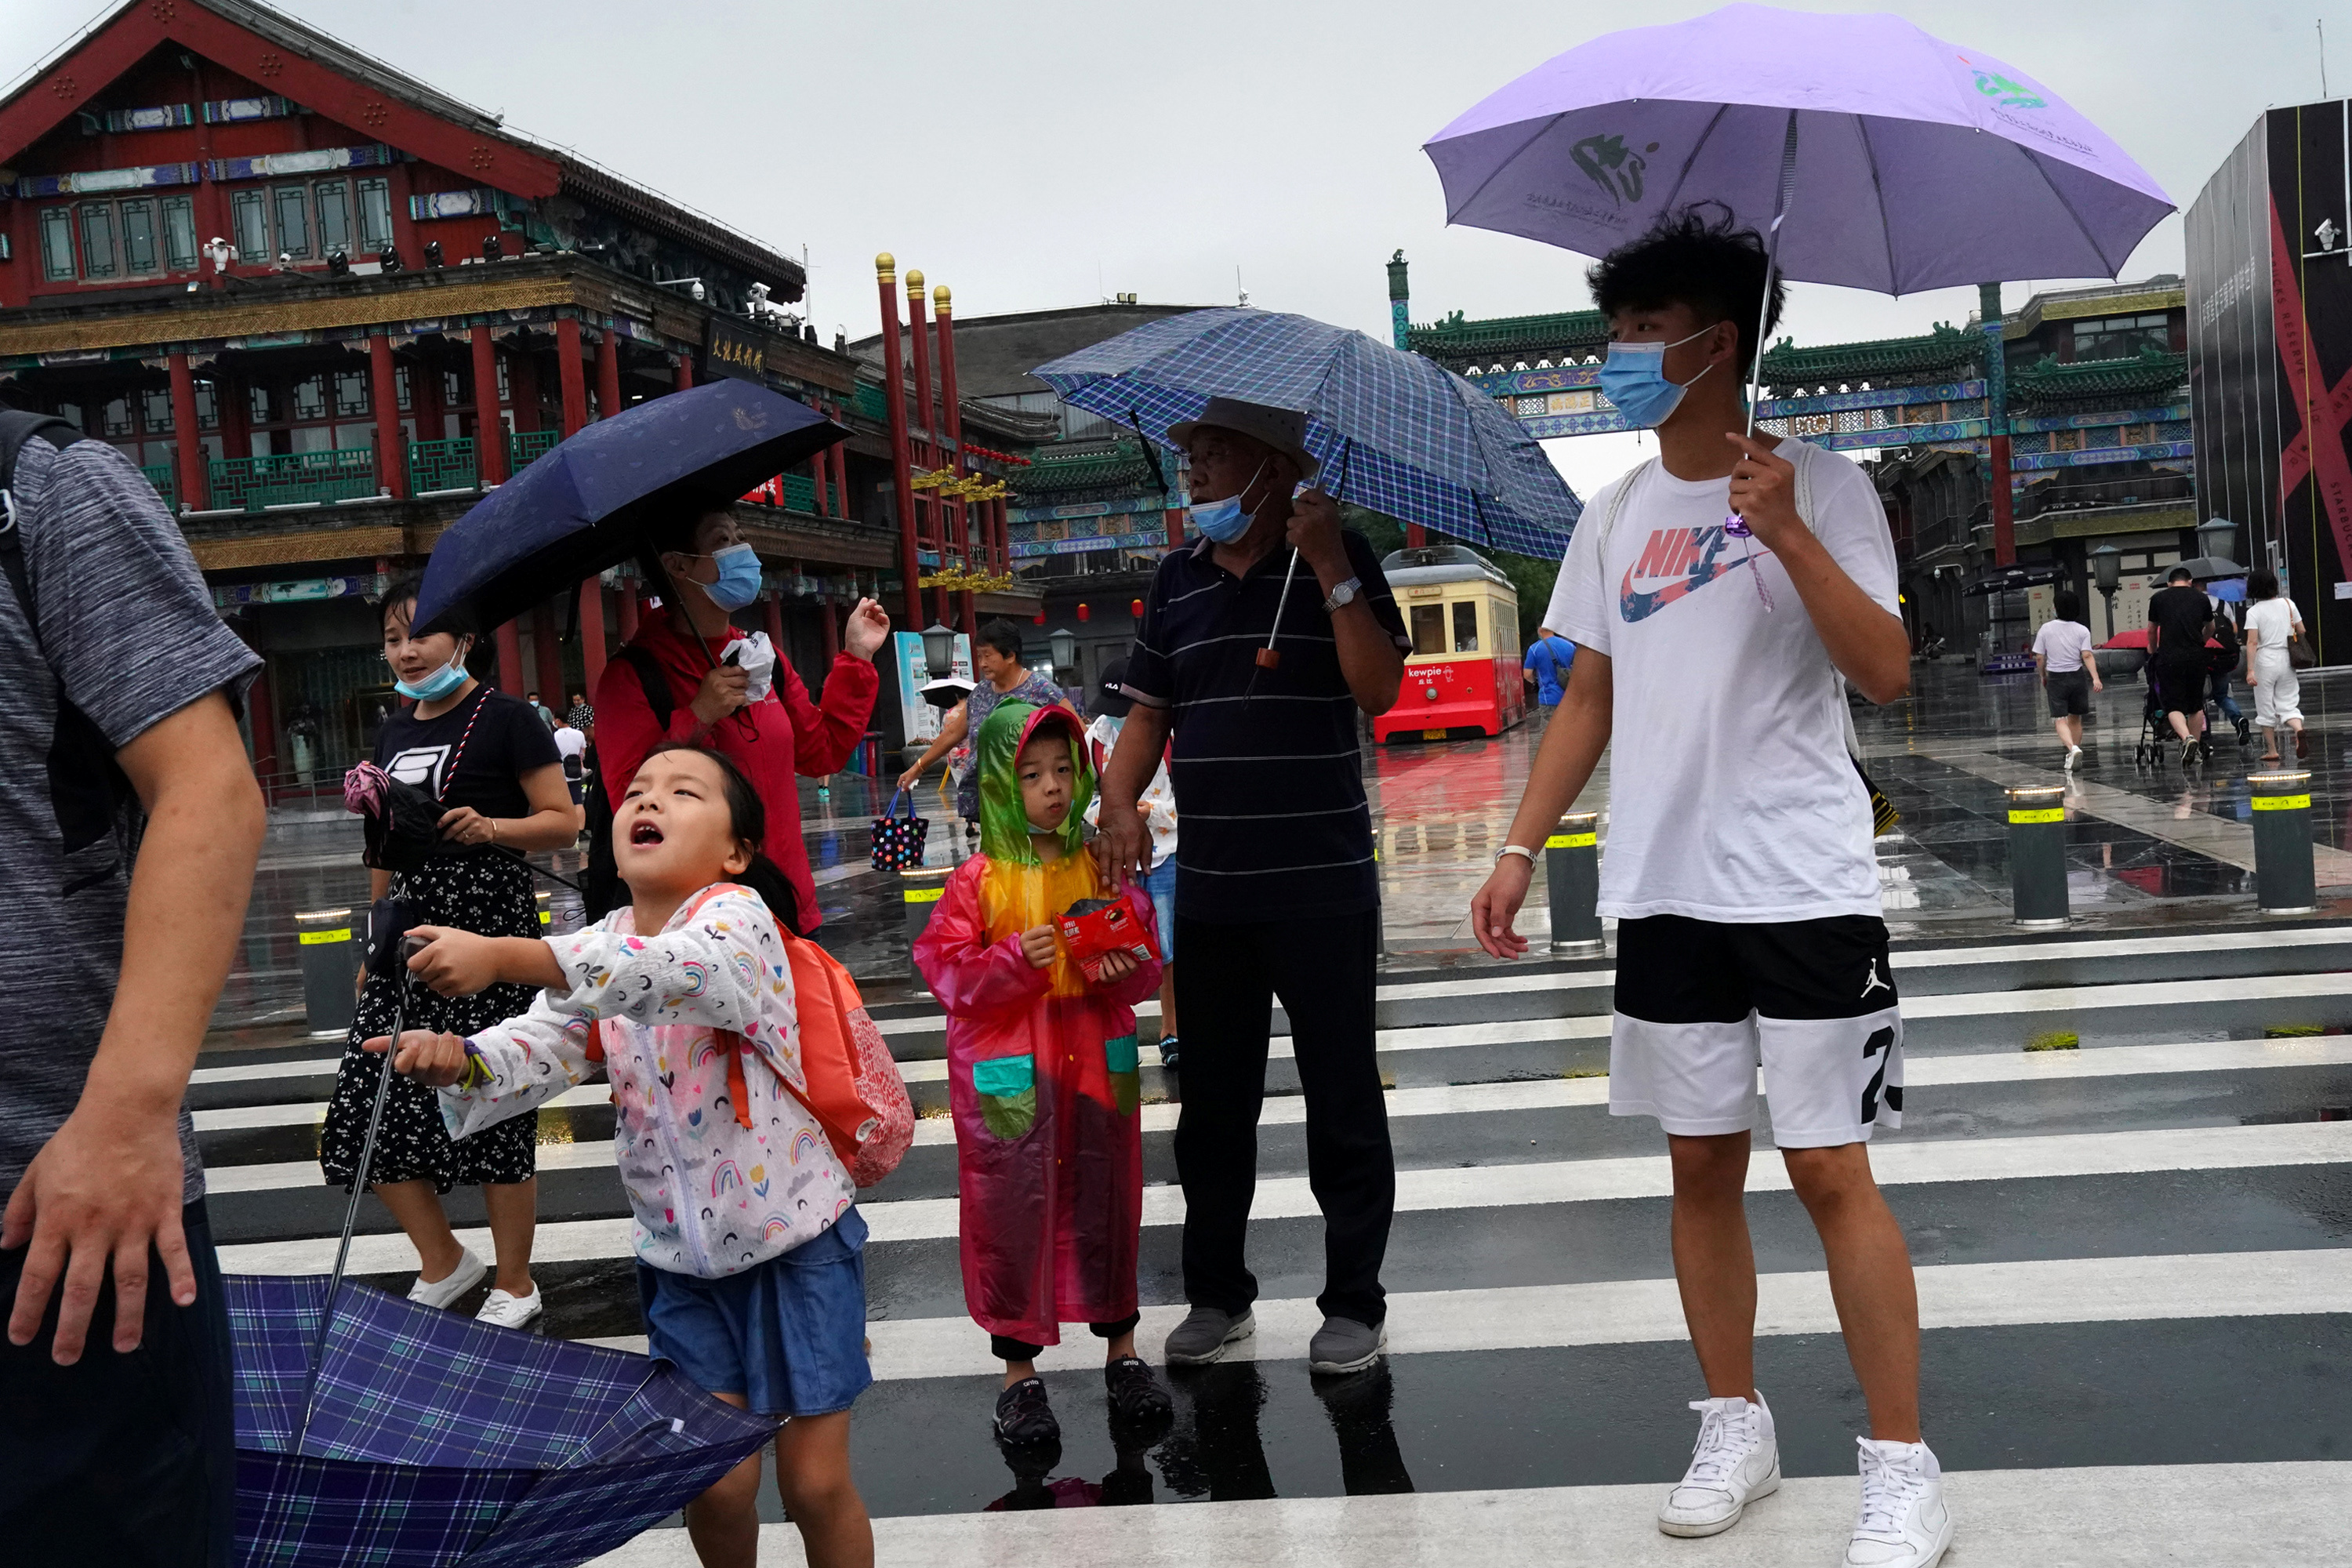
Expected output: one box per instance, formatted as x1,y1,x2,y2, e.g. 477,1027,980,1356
214,662,2352,1033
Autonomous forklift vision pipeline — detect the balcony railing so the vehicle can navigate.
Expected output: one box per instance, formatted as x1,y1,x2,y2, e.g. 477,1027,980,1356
2015,472,2194,521
778,473,817,514
508,429,561,472
140,460,176,514
408,437,478,495
207,449,379,512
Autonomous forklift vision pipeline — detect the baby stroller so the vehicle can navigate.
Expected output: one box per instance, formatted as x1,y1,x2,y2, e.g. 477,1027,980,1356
2133,666,2174,769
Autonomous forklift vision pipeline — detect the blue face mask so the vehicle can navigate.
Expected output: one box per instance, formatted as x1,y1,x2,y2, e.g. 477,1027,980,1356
703,543,764,611
1596,327,1718,429
393,648,470,701
1189,459,1269,543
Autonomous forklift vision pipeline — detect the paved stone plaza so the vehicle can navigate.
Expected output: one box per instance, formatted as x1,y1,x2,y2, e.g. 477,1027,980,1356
196,659,2352,1563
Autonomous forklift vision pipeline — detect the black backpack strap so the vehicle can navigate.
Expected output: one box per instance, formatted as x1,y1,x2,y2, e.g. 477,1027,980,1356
0,412,82,618
615,642,674,729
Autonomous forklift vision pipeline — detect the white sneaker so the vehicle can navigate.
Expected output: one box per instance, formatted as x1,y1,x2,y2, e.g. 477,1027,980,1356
405,1247,486,1310
1657,1392,1780,1537
1844,1437,1955,1567
475,1284,543,1330
2064,745,2082,769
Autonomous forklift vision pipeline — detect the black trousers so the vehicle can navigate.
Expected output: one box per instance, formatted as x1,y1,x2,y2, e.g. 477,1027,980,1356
0,1199,235,1566
991,1311,1142,1364
1174,909,1393,1327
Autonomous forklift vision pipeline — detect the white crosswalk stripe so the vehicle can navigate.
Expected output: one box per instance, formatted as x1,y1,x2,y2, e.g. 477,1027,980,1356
190,922,2352,1552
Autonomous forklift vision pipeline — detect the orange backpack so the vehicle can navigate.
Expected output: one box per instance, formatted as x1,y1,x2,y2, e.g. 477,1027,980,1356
779,927,914,1188
587,891,914,1188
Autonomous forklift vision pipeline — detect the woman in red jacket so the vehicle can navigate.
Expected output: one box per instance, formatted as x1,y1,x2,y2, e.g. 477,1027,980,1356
595,506,891,928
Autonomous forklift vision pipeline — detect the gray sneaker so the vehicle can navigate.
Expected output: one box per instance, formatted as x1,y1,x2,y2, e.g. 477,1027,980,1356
1163,1307,1254,1366
1308,1316,1387,1375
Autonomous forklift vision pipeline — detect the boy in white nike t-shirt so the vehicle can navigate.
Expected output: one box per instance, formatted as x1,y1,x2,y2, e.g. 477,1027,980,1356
1468,210,1954,1568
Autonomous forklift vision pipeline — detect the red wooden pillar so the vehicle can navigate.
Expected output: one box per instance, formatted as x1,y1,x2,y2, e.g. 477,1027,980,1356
1167,501,1186,550
933,284,978,631
673,349,695,393
819,596,840,662
619,582,641,642
1989,433,2016,568
877,255,924,631
494,621,526,695
368,334,405,498
579,578,608,691
557,317,590,436
533,602,564,703
1406,521,1427,548
471,325,507,485
168,352,204,513
906,274,947,626
763,590,785,651
596,325,623,423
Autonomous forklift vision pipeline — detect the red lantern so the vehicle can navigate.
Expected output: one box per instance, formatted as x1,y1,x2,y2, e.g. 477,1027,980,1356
1033,612,1047,625
1076,603,1091,621
1131,598,1144,619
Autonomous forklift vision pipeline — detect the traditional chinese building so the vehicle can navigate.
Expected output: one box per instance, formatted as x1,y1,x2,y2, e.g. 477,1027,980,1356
0,0,935,786
1391,253,2191,658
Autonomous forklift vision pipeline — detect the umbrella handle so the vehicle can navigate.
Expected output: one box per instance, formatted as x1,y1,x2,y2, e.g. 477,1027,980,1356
296,946,419,1452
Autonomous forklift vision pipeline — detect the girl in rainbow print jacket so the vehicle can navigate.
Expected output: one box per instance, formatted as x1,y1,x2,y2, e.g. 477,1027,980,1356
431,877,855,1276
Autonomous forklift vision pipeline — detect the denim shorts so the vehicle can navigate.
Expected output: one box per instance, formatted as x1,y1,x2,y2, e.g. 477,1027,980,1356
637,1206,873,1418
1145,857,1178,964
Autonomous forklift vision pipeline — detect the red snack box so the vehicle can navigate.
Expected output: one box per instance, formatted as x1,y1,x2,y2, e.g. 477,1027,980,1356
1055,896,1161,982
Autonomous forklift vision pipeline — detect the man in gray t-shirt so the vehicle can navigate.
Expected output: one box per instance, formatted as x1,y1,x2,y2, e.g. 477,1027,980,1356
0,424,264,1563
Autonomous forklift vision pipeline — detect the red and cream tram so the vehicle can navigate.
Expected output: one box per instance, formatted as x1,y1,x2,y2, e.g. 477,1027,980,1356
1373,543,1527,742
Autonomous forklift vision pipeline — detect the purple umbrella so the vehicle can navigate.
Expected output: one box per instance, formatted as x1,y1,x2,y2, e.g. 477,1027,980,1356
1422,2,2172,294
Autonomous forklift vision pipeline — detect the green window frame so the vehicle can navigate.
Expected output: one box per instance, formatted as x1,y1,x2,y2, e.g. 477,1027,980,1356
163,195,198,273
78,201,118,278
356,176,393,253
231,190,268,262
315,179,352,257
119,198,159,275
39,206,75,281
271,184,310,259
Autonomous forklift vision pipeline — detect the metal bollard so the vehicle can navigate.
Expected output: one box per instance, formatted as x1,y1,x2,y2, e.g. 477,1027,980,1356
2249,770,2319,914
2006,786,2070,928
295,907,359,1040
902,865,954,990
1546,811,1603,952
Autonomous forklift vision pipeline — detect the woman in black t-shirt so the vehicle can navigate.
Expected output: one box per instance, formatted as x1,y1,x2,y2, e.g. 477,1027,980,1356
318,576,575,1330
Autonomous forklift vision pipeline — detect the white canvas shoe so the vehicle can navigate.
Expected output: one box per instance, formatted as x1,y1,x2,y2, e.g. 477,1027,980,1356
405,1247,486,1311
1843,1437,1956,1568
475,1285,543,1331
1657,1392,1780,1537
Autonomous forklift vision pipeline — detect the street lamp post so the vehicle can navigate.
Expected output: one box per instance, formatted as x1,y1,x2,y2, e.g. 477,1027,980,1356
2197,515,2240,568
2090,544,2122,644
1047,626,1078,681
920,622,956,679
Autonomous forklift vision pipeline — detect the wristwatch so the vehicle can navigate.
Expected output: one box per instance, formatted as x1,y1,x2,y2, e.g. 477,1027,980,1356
1323,576,1363,615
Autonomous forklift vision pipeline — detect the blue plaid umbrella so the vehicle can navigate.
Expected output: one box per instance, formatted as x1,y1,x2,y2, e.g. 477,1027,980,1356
1033,307,1581,558
228,1273,772,1566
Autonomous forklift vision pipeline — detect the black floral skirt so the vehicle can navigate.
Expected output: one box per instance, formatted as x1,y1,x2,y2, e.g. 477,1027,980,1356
318,850,543,1193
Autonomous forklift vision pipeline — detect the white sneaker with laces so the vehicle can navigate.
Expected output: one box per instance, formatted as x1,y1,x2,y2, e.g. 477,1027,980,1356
405,1247,486,1311
1657,1392,1780,1537
2064,744,2082,769
1844,1437,1955,1567
476,1284,543,1330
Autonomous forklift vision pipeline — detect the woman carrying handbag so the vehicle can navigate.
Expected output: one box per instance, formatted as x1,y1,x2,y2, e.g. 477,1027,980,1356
2244,568,2310,761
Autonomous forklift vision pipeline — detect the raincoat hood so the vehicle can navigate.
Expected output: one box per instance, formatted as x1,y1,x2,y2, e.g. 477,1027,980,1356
975,701,1093,864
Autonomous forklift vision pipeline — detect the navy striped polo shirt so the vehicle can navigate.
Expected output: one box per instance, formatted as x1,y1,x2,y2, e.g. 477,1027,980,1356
1120,528,1410,924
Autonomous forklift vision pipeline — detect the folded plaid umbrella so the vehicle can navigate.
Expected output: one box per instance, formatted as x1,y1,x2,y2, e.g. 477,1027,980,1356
228,1273,772,1567
1033,307,1582,559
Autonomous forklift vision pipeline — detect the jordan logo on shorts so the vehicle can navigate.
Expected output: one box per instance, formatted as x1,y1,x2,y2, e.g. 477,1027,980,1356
1859,964,1892,1003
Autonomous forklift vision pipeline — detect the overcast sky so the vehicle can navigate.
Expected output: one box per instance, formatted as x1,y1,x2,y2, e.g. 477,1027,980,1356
14,0,2352,495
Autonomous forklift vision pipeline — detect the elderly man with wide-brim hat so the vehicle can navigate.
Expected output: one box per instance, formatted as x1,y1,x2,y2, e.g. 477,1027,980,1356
1097,396,1411,1376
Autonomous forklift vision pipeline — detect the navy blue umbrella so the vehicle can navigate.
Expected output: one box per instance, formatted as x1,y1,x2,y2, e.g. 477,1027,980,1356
413,379,844,634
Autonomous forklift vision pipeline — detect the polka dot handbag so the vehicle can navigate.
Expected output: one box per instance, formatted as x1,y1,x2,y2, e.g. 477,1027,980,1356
870,787,930,872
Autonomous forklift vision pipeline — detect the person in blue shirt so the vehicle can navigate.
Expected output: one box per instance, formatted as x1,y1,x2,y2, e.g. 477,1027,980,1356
1523,627,1577,723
